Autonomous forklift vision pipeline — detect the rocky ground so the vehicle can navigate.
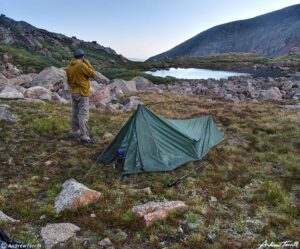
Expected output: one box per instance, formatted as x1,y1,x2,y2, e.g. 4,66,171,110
0,64,300,113
0,91,299,248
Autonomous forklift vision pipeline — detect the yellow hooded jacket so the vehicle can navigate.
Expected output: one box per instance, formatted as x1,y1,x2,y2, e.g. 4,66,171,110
66,59,96,96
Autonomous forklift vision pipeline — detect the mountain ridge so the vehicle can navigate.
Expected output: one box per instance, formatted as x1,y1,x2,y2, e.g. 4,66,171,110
148,4,300,61
0,14,128,72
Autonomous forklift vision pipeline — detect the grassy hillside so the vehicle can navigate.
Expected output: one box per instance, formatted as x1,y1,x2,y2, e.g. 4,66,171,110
0,94,299,248
0,43,127,73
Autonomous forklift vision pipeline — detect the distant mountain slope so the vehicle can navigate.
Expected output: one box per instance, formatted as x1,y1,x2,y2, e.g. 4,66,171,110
0,14,128,72
148,4,300,61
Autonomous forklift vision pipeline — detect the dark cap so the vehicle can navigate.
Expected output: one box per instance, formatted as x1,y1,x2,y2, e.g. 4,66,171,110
74,48,85,59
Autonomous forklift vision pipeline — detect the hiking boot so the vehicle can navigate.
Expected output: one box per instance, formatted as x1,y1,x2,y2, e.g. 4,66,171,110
81,138,96,145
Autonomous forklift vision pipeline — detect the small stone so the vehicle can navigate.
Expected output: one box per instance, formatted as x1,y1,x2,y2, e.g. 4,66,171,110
7,184,20,189
90,213,96,218
31,176,40,181
206,232,217,243
0,210,19,223
102,132,113,139
44,160,52,167
141,187,152,195
43,177,50,181
7,157,13,165
40,215,47,220
41,223,80,249
210,196,217,202
177,226,184,233
0,106,20,122
98,238,112,248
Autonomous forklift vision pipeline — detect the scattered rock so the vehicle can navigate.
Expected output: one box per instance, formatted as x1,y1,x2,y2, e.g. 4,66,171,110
9,73,36,86
40,215,47,220
44,160,53,167
293,92,300,100
30,66,67,90
0,85,24,99
7,157,14,165
106,102,124,112
40,223,80,249
90,83,124,106
0,210,19,223
90,213,96,218
2,63,21,78
111,79,137,94
54,179,101,213
281,81,294,91
31,176,40,181
132,200,187,226
123,96,143,112
90,80,104,94
289,46,300,54
0,73,9,85
282,103,300,110
259,87,282,100
94,71,110,85
210,196,217,202
132,76,154,91
0,106,20,122
102,132,114,139
141,187,152,195
98,238,113,248
30,66,66,90
51,92,69,104
177,226,184,233
25,86,52,101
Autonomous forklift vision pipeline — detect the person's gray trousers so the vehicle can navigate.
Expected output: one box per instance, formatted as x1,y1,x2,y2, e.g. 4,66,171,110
71,93,90,140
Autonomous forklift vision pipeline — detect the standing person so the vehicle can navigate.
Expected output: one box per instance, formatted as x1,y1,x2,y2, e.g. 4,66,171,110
67,48,96,144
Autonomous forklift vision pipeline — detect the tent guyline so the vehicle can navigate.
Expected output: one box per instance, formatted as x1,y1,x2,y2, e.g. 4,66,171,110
98,104,224,175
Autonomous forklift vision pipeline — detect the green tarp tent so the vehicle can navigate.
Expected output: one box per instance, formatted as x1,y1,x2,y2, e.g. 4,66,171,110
98,105,224,175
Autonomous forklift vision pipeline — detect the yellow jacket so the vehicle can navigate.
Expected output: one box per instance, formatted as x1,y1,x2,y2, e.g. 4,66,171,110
66,59,96,96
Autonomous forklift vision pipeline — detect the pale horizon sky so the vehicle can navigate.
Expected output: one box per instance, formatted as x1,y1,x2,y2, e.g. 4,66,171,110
2,0,300,59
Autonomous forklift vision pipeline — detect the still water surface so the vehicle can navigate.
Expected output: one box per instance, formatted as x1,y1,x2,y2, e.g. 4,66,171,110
145,67,251,80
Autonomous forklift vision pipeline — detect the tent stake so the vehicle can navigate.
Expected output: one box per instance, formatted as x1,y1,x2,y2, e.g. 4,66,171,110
167,163,206,187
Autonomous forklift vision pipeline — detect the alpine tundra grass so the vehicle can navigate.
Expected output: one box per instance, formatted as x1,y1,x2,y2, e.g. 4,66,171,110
0,93,299,249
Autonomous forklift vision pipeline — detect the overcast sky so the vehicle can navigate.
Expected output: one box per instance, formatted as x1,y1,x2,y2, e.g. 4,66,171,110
2,0,300,59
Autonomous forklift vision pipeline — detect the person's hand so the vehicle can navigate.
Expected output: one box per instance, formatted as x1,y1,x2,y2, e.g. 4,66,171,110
82,58,90,64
